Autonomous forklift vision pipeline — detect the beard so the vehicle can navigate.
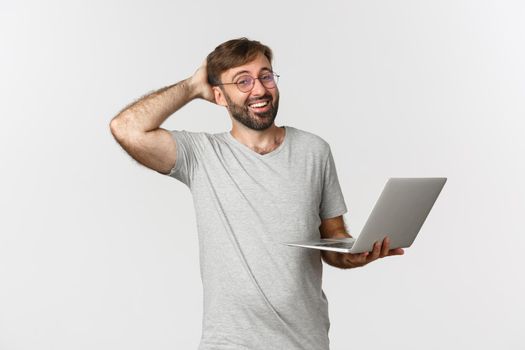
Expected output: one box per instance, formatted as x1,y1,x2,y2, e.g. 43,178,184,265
224,92,280,131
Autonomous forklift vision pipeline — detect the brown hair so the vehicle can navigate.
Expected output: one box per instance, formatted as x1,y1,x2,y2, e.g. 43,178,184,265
206,37,273,86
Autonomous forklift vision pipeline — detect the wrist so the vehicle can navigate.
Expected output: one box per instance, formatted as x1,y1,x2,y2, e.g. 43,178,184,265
184,76,200,100
322,250,351,269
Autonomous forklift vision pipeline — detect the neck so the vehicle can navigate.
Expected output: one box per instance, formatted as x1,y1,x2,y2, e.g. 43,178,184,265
230,123,285,155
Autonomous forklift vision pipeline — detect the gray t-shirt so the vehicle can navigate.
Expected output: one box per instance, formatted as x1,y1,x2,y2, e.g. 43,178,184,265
166,126,347,350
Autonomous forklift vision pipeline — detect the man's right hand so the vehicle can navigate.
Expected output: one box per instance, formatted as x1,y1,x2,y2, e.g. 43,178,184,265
188,60,216,104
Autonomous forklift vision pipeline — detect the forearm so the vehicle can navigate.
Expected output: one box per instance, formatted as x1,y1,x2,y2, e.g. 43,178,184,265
319,217,353,269
111,78,197,134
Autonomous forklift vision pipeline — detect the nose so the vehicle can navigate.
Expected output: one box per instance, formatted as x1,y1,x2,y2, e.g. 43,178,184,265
250,77,266,96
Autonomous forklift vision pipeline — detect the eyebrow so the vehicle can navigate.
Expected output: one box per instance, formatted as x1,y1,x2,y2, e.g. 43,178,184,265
232,67,272,81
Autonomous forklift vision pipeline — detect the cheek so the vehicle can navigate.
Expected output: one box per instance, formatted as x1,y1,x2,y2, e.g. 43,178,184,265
230,92,248,106
271,92,279,105
232,100,249,111
239,97,250,107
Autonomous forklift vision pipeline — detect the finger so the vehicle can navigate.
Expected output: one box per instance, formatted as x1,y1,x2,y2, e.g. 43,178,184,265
367,241,381,262
380,236,390,257
388,248,405,256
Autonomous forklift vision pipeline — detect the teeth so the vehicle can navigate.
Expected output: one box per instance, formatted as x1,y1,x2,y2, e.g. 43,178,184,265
250,101,269,108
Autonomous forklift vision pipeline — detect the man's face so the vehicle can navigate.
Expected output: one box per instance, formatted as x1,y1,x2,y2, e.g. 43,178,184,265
215,53,280,131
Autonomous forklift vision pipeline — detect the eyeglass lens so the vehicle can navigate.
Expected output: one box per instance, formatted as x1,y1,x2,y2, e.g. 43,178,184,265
236,73,278,92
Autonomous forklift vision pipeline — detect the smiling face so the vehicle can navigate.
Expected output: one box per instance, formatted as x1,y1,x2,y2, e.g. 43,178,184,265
213,53,280,131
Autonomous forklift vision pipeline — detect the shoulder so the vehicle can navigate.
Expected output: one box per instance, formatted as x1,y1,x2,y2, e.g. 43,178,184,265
169,129,214,139
168,130,231,162
286,126,331,153
170,129,227,146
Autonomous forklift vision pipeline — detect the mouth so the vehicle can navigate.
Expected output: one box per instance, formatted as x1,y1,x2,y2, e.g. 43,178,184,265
248,99,271,113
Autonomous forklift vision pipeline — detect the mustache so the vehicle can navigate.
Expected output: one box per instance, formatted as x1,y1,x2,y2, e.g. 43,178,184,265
246,95,273,104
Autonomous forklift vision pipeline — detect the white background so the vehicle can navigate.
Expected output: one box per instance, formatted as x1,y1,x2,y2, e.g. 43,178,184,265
1,1,524,349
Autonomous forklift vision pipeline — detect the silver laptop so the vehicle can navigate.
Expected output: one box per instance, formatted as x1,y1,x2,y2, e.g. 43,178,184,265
283,178,447,254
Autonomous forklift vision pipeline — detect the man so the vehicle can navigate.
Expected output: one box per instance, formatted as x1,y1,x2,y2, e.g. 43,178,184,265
110,38,403,349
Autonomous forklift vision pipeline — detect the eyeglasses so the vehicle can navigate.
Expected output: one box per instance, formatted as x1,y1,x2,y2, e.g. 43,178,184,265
216,72,280,93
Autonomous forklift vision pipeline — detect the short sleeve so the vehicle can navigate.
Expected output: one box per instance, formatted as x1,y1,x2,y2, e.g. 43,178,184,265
319,148,348,219
165,130,200,188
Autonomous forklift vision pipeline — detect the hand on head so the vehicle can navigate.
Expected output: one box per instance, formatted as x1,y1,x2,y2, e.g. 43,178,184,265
189,60,216,104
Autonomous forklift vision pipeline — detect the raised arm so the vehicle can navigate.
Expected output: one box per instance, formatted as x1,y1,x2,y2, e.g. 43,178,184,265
109,61,215,174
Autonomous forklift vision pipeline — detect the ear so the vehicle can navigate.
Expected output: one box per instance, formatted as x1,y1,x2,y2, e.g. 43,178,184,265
213,86,228,107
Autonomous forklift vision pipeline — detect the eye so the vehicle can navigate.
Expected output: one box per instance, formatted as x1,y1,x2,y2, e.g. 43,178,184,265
235,76,252,86
260,73,273,82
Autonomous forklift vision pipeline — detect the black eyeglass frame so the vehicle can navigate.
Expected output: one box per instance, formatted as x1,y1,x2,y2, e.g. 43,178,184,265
214,72,280,93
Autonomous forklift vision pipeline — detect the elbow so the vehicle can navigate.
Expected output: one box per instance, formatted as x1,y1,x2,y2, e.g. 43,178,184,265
110,114,122,130
109,116,129,141
109,116,145,149
109,118,118,136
